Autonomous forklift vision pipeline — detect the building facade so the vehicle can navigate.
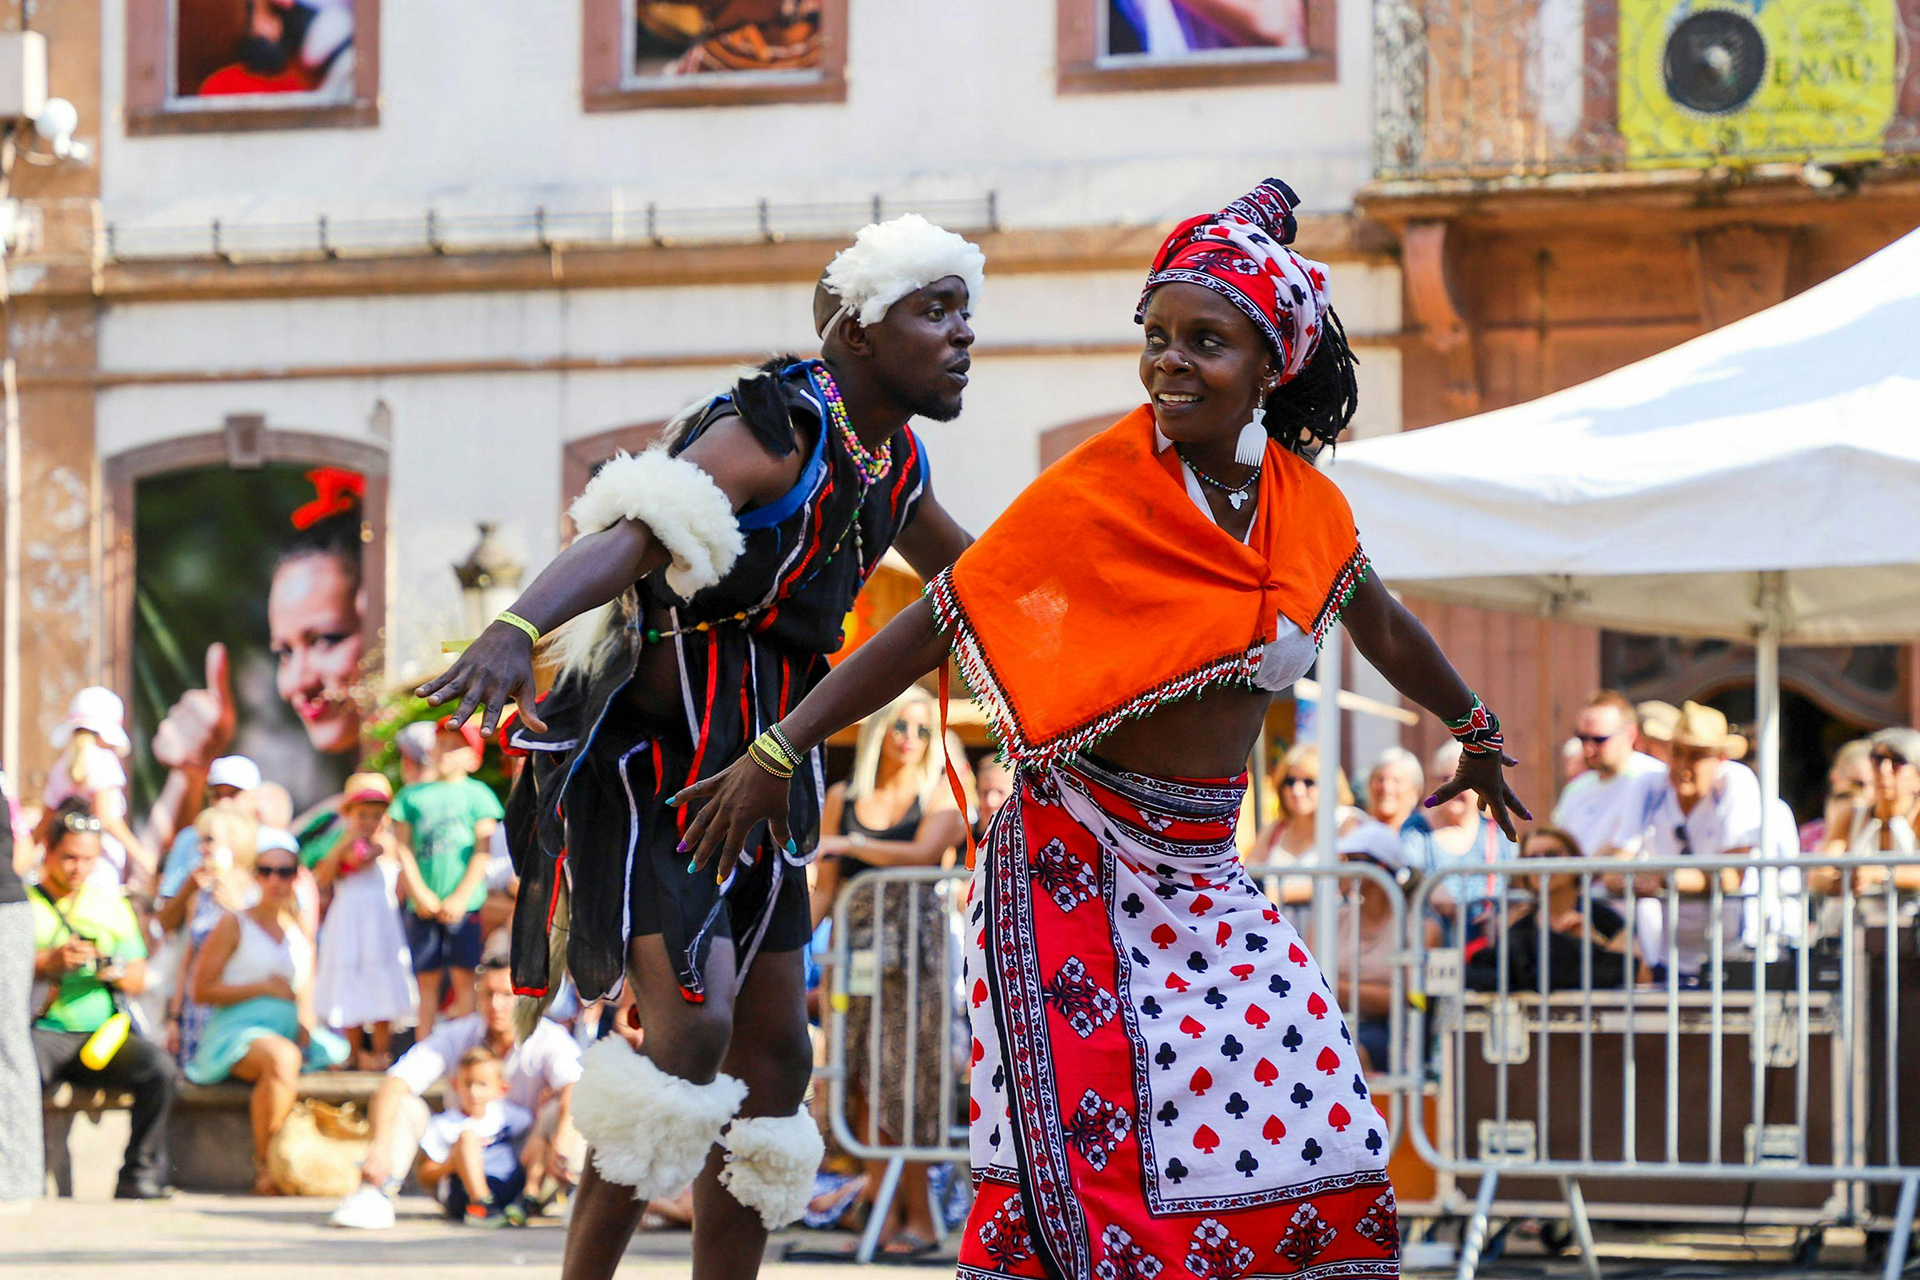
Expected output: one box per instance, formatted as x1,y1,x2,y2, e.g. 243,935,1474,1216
2,0,1401,807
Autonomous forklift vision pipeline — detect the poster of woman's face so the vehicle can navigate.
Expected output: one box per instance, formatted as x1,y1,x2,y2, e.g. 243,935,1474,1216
172,0,358,102
133,465,370,812
1105,0,1308,58
632,0,823,78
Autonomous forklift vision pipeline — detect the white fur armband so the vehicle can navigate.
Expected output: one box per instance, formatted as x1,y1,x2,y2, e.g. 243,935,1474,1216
569,448,744,601
720,1108,827,1230
572,1039,747,1199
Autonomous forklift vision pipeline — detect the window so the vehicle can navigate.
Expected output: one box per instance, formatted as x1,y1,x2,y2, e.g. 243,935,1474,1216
126,0,381,135
584,0,849,110
1057,0,1337,94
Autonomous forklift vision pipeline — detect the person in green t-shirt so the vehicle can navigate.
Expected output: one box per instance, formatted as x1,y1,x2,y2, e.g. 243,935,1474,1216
393,720,505,1035
29,798,177,1199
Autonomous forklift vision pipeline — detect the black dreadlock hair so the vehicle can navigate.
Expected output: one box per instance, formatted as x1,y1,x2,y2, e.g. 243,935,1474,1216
724,354,808,459
1262,307,1359,463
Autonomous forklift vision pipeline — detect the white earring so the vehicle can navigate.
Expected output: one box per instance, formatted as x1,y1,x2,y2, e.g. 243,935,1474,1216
1234,387,1271,467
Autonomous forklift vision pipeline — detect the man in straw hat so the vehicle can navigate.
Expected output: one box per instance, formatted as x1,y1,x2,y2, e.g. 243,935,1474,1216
1636,701,1762,981
418,213,983,1278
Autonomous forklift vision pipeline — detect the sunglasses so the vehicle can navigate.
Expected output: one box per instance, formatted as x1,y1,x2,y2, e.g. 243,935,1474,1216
1871,749,1911,769
255,864,298,881
889,719,933,743
1281,776,1317,790
1574,732,1617,747
61,812,104,834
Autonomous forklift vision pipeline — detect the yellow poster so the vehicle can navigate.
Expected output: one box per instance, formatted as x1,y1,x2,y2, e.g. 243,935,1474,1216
1618,0,1897,167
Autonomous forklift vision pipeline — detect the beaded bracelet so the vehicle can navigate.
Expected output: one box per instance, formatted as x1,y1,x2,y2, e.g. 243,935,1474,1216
1444,693,1505,757
746,730,796,779
766,724,801,766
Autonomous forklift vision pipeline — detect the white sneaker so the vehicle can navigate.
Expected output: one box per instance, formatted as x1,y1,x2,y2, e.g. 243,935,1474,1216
330,1184,396,1229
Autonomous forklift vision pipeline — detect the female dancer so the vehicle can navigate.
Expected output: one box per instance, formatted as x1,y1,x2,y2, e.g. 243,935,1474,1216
678,179,1527,1280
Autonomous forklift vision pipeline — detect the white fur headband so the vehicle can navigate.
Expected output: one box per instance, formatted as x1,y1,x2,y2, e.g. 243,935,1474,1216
817,214,985,338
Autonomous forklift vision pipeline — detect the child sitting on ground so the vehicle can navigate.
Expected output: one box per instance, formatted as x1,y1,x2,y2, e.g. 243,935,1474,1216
311,773,417,1068
417,1046,550,1227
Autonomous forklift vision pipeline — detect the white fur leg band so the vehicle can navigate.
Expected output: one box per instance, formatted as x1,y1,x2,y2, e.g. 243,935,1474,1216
568,448,743,601
572,1039,747,1200
719,1108,827,1230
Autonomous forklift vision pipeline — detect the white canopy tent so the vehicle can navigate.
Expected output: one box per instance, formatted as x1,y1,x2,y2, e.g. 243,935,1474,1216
1315,224,1920,893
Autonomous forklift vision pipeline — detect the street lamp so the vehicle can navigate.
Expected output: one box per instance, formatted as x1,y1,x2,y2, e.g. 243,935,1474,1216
453,523,523,641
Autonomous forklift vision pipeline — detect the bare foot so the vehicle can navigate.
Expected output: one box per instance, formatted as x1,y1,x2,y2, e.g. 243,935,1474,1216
252,1168,281,1196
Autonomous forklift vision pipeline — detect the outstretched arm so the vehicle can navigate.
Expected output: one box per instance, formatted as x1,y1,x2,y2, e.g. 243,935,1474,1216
419,416,802,736
673,597,953,878
1342,573,1532,839
891,486,973,582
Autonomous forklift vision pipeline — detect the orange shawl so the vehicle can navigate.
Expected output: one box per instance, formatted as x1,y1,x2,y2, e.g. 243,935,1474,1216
928,407,1368,766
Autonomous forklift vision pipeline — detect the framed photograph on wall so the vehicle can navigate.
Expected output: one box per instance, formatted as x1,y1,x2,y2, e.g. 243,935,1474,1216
1058,0,1337,92
126,0,382,134
585,0,849,109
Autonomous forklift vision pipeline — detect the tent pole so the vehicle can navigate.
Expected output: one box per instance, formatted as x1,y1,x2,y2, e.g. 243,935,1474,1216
1314,626,1345,992
1753,573,1784,1153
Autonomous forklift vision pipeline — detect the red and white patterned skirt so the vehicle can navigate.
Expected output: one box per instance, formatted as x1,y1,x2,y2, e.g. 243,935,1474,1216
960,754,1400,1280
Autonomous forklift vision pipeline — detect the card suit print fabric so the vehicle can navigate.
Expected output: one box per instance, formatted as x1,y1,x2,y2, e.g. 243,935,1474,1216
959,756,1398,1279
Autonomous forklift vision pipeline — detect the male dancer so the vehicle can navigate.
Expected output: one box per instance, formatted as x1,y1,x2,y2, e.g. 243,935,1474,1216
422,213,981,1279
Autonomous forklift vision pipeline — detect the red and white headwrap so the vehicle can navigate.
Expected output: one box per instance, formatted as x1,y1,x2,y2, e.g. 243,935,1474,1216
1137,178,1332,383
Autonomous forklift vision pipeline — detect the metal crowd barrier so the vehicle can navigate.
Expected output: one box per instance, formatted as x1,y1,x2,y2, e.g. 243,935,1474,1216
1410,852,1920,1280
816,860,1413,1263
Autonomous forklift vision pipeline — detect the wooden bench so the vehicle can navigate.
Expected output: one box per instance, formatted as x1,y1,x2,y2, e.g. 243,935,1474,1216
43,1071,444,1196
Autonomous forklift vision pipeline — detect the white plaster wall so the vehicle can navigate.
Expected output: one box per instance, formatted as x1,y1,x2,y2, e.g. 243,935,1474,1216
97,0,1378,233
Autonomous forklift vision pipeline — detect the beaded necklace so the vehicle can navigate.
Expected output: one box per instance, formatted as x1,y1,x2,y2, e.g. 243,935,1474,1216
1178,448,1260,511
641,362,892,646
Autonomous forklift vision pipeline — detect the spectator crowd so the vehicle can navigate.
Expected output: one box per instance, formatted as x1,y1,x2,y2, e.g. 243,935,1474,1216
3,676,1916,1245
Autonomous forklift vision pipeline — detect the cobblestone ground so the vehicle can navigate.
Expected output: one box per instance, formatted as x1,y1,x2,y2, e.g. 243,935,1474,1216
0,1194,955,1278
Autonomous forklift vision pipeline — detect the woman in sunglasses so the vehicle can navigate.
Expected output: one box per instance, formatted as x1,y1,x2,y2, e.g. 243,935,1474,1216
1810,727,1920,920
806,685,964,1257
184,842,349,1193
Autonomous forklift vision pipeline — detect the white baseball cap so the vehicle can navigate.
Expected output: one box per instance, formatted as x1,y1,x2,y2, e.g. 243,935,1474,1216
208,755,263,792
51,687,132,756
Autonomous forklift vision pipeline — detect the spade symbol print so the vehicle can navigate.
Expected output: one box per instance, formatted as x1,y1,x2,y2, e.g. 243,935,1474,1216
1141,996,1163,1019
1254,1058,1279,1087
1165,1157,1189,1183
1190,1067,1214,1096
1282,1025,1304,1052
1263,1115,1287,1144
1188,894,1215,917
1151,924,1178,949
1269,973,1291,997
1289,943,1309,966
1155,1042,1177,1071
1220,1034,1245,1062
1245,1004,1271,1030
1204,987,1228,1010
1231,963,1255,982
1165,973,1191,993
1193,1125,1221,1155
1179,1015,1207,1040
1224,1092,1251,1120
1290,1082,1315,1109
972,980,988,1007
1300,1136,1324,1165
1366,1128,1384,1155
1315,1047,1341,1076
1236,1149,1260,1179
1306,992,1329,1019
1328,1103,1353,1132
1215,921,1234,946
1122,892,1146,918
1157,1101,1181,1128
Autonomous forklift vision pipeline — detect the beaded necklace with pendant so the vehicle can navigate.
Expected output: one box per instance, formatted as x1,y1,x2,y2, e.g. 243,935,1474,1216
640,362,891,645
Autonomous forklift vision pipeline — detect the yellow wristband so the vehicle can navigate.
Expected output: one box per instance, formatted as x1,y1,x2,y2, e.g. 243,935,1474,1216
495,611,541,645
